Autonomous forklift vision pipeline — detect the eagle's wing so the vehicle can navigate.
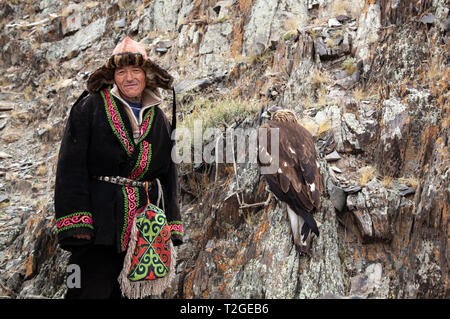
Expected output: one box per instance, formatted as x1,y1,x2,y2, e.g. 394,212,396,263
258,121,322,211
282,121,322,210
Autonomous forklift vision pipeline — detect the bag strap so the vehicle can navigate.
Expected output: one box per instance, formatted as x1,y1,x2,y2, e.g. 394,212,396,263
171,88,176,132
145,181,150,206
144,179,164,211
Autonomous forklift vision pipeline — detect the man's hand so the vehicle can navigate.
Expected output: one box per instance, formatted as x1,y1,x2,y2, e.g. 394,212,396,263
73,234,92,240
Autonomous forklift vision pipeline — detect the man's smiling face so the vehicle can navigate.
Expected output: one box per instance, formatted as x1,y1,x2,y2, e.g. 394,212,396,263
114,65,146,100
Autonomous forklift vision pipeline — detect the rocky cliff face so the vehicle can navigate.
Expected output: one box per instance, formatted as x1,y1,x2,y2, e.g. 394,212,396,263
0,0,448,299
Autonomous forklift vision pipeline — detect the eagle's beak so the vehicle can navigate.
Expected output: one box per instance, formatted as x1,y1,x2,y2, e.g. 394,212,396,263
261,111,271,119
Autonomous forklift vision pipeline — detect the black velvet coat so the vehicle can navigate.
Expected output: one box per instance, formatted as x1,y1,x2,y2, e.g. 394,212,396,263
54,87,183,253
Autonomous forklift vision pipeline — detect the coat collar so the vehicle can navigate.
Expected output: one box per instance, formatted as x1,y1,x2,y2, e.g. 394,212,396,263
100,87,156,156
110,84,161,126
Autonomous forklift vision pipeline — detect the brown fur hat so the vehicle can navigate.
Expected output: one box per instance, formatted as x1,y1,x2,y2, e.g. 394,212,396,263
87,37,173,94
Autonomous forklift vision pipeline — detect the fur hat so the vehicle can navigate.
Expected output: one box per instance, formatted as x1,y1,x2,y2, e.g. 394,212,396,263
87,36,174,94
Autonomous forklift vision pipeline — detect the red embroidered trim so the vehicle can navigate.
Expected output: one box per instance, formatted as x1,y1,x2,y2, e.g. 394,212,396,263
121,186,139,251
128,141,151,181
102,88,135,155
169,222,183,236
56,212,93,233
137,106,155,143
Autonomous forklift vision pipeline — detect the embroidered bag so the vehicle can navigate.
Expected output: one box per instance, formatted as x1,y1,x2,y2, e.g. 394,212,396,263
118,182,176,299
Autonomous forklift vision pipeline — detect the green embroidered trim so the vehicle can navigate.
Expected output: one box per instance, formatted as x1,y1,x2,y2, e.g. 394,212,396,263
128,142,152,181
56,212,93,234
136,143,151,181
101,88,135,156
56,223,95,234
56,212,92,222
168,221,183,236
147,203,166,215
120,186,140,251
171,231,183,236
130,142,144,176
137,106,156,144
121,186,129,249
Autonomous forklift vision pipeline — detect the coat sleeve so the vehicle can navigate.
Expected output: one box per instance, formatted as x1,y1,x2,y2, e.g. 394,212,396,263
54,95,94,249
157,108,183,246
163,158,183,246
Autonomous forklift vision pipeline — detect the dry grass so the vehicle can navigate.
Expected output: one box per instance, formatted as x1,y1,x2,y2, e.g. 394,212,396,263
317,118,332,136
299,117,319,136
397,177,420,189
247,49,271,65
316,86,328,108
359,166,377,186
381,176,393,188
284,16,302,31
181,96,261,140
426,56,445,82
36,164,48,176
353,87,369,101
342,57,356,75
309,28,322,38
311,68,331,89
332,0,364,18
283,30,298,41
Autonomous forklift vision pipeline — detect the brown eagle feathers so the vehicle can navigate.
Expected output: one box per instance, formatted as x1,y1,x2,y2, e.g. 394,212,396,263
258,108,323,254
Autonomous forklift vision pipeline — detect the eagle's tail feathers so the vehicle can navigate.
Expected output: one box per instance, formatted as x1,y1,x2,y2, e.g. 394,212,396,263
295,205,319,237
300,222,310,242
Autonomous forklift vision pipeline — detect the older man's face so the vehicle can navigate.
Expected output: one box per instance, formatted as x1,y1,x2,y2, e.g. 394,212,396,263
114,65,146,100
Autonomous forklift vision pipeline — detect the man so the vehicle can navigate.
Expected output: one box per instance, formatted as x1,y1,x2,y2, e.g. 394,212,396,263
54,37,183,299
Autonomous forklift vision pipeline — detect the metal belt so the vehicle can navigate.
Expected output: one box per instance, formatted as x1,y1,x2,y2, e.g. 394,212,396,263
93,175,151,188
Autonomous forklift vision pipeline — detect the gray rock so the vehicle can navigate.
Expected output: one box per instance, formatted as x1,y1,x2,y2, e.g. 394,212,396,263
0,2,14,20
61,3,83,36
342,185,362,193
213,0,233,16
156,39,174,49
314,38,328,57
399,187,415,197
0,194,8,203
335,15,351,24
155,47,168,54
199,22,232,55
329,185,346,212
420,13,434,25
325,150,341,162
350,263,383,297
443,17,450,32
354,3,381,64
0,151,12,159
113,18,127,29
243,0,307,55
330,166,342,173
333,35,344,47
328,18,342,27
45,17,106,61
0,101,14,112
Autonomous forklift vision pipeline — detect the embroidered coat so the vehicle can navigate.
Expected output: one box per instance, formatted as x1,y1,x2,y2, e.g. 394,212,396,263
54,85,183,253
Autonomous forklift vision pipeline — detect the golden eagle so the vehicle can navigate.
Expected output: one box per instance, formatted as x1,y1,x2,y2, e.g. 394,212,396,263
258,106,323,254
